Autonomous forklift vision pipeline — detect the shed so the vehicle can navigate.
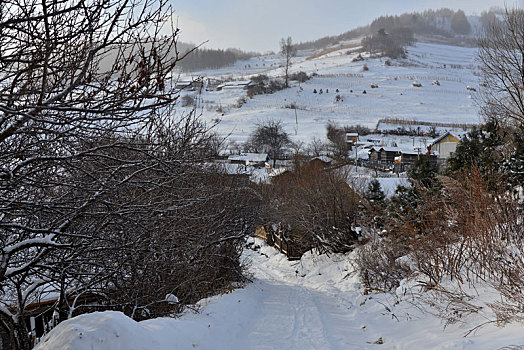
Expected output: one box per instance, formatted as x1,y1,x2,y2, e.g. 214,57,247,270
369,146,383,162
216,80,254,91
380,147,402,163
345,133,359,145
228,153,269,167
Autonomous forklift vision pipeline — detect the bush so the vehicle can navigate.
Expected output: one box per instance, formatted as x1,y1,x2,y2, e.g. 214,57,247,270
363,64,369,71
264,160,363,255
235,96,247,108
289,71,310,83
352,54,364,62
355,236,411,291
181,94,195,107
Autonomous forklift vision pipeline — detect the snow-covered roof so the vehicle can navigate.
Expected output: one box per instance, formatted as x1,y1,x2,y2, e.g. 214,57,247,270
217,80,254,89
228,153,268,162
381,147,402,153
346,133,359,137
311,156,333,163
430,131,468,145
268,168,289,177
401,149,420,155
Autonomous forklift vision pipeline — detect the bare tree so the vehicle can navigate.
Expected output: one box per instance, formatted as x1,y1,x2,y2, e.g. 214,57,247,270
0,1,262,349
478,8,524,125
280,37,296,88
246,120,291,166
451,9,471,35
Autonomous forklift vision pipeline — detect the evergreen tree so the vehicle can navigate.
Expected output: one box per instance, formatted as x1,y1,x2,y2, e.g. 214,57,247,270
409,155,441,191
447,120,505,184
365,179,386,204
504,127,524,191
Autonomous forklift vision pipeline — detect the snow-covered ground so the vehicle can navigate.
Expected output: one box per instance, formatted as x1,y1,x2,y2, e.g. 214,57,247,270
179,42,482,148
36,239,524,350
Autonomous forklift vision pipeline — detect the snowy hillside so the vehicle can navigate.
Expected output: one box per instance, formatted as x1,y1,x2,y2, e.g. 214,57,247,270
35,239,524,350
180,42,482,148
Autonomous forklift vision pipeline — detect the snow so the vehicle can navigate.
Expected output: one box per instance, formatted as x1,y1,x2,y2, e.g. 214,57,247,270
35,239,524,349
32,42,524,350
228,153,268,163
178,42,482,151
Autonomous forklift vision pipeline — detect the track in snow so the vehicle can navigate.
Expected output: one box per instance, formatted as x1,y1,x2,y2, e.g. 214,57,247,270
243,279,359,350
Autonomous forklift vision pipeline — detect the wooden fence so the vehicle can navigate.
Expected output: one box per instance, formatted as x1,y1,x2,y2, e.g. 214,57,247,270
254,226,301,261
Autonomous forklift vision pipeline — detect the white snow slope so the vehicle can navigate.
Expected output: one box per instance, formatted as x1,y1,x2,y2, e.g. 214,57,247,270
180,42,483,147
36,239,524,350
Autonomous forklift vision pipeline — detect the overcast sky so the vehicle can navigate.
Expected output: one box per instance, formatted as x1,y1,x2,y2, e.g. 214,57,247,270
171,0,518,52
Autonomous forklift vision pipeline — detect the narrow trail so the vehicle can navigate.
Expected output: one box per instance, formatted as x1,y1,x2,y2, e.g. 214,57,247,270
242,279,358,350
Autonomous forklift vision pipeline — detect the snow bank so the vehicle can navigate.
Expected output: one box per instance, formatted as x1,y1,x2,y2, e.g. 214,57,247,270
36,239,524,349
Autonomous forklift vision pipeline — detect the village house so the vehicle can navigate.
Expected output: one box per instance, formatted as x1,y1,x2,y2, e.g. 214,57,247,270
175,78,204,92
429,131,466,159
379,147,402,163
368,146,382,162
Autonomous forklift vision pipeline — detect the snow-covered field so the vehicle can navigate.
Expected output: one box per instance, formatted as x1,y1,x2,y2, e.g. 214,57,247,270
179,42,482,148
36,239,524,349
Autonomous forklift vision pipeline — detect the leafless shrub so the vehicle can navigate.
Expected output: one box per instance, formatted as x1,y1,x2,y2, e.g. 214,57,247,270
181,94,196,107
263,159,363,255
289,71,310,83
381,168,524,323
354,235,411,291
235,96,247,108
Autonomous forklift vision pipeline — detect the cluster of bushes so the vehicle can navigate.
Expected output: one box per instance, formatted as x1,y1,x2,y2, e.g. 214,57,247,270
247,74,286,97
361,27,414,59
354,119,524,323
246,71,310,98
261,158,364,255
289,71,310,83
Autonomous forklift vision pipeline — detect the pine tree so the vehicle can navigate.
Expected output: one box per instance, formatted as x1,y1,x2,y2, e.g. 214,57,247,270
409,155,441,191
447,120,505,187
365,179,386,204
504,127,524,191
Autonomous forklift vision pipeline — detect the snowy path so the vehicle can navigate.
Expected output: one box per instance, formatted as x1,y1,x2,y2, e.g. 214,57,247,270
242,280,356,350
35,241,524,350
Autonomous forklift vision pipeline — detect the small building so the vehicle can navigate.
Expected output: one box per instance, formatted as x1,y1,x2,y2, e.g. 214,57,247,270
309,156,333,168
369,146,383,162
228,153,269,167
206,78,223,90
430,131,466,159
175,81,194,91
399,149,420,165
345,133,359,145
380,147,402,163
216,80,254,91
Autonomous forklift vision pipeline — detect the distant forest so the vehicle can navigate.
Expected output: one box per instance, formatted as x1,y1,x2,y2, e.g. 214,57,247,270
176,8,503,72
177,43,258,72
295,8,503,50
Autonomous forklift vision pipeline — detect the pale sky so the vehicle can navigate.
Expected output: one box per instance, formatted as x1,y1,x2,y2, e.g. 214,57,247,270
171,0,516,52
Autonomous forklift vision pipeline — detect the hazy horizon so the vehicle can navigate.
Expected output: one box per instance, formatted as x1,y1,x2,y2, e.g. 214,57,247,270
173,0,520,52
